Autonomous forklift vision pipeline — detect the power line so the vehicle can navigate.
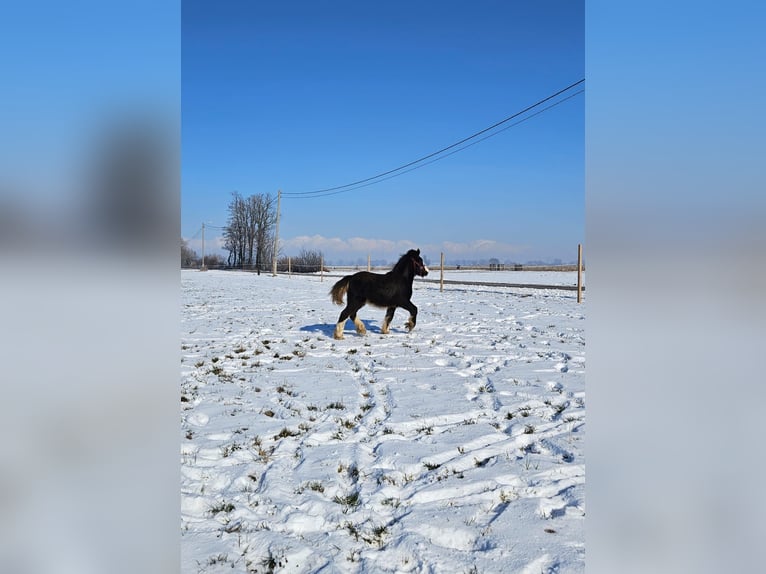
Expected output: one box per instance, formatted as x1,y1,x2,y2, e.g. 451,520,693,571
286,88,584,199
281,78,584,199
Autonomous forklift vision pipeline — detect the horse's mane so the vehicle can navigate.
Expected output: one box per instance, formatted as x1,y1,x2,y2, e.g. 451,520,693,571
391,250,416,276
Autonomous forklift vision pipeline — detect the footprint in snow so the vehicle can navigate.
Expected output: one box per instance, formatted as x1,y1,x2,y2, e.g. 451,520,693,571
186,412,209,426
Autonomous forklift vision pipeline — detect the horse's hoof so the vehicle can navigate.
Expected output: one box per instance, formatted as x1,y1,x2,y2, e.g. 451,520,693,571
333,333,344,340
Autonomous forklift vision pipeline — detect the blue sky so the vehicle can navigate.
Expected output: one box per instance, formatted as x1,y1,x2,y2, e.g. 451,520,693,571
182,1,583,264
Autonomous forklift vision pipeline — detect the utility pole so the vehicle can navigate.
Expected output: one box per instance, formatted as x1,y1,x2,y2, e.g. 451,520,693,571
200,222,208,271
272,189,281,276
577,243,583,303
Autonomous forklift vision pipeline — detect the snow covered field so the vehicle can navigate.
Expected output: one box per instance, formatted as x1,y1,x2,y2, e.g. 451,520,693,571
181,269,585,573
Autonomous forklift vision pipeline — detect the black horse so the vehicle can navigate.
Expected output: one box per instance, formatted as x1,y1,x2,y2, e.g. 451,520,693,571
330,249,429,339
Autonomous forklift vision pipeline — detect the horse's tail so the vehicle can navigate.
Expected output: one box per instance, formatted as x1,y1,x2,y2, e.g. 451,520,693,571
330,276,351,305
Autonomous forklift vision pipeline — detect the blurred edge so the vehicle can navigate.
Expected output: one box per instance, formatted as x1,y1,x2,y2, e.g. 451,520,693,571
0,2,179,574
587,2,765,574
3,1,765,574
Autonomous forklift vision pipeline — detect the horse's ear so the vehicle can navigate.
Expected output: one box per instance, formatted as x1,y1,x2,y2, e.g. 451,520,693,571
416,249,420,255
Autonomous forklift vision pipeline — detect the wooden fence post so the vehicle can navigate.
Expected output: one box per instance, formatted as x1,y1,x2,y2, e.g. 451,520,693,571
577,244,583,303
288,257,291,278
321,256,324,282
440,252,445,293
367,254,371,272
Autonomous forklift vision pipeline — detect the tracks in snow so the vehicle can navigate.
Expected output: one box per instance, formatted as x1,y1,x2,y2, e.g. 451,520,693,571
181,274,585,572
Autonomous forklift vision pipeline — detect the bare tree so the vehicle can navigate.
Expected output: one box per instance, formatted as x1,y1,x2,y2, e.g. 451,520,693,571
181,238,200,268
278,248,324,273
203,253,225,268
251,194,276,273
223,191,276,270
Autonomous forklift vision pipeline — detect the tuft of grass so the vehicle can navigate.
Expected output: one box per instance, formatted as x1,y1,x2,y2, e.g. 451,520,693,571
417,425,434,435
474,456,492,468
499,489,518,503
423,461,441,471
206,553,229,566
523,424,535,434
523,454,540,471
345,521,360,540
208,501,235,515
220,443,242,458
308,481,324,493
273,427,299,440
333,491,360,508
326,401,345,410
381,497,400,508
256,547,286,573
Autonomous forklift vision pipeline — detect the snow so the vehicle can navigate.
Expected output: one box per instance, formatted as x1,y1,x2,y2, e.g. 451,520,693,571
181,269,585,572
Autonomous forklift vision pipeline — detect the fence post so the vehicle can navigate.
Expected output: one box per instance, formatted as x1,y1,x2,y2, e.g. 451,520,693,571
577,244,583,303
367,254,371,272
288,257,291,278
440,252,444,293
321,256,324,282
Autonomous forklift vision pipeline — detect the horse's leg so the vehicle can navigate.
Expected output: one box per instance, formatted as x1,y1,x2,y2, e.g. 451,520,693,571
402,301,418,332
334,306,352,340
380,307,396,334
349,299,367,336
337,294,367,339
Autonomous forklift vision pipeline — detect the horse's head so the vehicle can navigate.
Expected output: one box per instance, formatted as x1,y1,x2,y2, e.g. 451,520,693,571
408,248,429,277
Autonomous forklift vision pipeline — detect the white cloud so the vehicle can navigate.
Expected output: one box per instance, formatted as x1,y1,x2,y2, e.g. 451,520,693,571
426,239,527,260
281,235,418,262
281,235,528,263
184,233,530,264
